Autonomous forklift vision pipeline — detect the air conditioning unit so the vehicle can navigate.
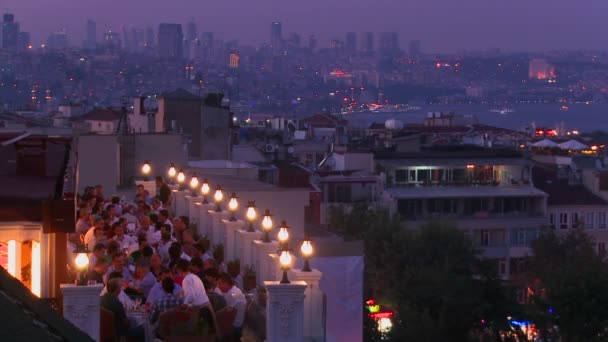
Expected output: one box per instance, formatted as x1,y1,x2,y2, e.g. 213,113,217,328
264,144,276,153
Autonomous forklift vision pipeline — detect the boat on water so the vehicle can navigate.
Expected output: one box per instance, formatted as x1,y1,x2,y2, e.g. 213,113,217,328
490,108,515,115
560,105,569,111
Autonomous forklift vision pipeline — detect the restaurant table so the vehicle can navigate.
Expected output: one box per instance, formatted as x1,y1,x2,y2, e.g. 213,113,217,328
127,310,154,342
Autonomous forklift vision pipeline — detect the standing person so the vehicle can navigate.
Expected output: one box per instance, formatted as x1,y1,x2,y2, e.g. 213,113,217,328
176,259,210,308
217,273,247,342
156,176,172,207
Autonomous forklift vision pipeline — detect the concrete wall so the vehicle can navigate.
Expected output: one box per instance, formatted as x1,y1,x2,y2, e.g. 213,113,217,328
333,152,374,173
201,104,231,160
156,97,203,157
85,120,116,134
76,134,186,194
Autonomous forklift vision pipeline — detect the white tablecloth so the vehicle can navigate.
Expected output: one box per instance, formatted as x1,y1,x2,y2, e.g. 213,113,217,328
128,311,153,342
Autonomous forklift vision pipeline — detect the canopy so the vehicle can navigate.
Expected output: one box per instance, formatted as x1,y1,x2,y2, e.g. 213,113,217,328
532,139,558,148
558,140,588,150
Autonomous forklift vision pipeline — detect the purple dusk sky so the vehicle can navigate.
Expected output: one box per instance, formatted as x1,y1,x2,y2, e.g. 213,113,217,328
3,0,607,52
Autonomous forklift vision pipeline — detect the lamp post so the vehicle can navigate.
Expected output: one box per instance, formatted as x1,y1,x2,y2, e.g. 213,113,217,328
201,179,210,204
214,185,224,212
228,193,239,221
261,209,273,242
167,163,177,185
141,161,151,181
176,169,186,190
73,241,90,286
189,174,200,197
279,248,293,284
246,201,257,232
300,237,313,272
277,220,290,249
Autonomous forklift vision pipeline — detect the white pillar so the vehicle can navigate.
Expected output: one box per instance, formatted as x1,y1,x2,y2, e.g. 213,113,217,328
60,283,104,341
209,210,229,246
186,196,202,226
290,269,324,341
170,189,179,215
7,240,22,280
265,281,307,342
235,230,259,275
222,220,244,262
135,180,157,197
197,203,215,238
174,191,188,216
253,240,279,286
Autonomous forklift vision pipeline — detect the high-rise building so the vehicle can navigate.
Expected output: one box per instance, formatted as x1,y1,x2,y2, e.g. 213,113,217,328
379,32,399,55
185,22,197,42
84,19,96,50
271,21,282,54
408,40,421,59
47,29,68,50
17,32,30,52
229,53,240,69
287,33,301,50
345,32,357,52
358,32,374,52
308,35,318,51
2,13,20,52
145,28,154,47
201,32,214,60
102,31,121,50
121,26,131,51
158,23,183,59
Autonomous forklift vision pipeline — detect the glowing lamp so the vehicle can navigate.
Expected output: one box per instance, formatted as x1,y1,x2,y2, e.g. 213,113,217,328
73,242,90,286
141,161,151,181
167,163,177,184
228,193,239,221
277,220,290,247
176,169,186,189
466,164,475,169
189,174,199,196
279,249,293,284
214,185,224,212
300,237,313,272
201,179,210,204
261,209,273,242
246,201,257,232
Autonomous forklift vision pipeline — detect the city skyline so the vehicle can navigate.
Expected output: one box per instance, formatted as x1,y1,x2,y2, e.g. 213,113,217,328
2,0,607,52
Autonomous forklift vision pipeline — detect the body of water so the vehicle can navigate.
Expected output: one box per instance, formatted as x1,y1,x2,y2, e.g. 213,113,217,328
345,103,608,133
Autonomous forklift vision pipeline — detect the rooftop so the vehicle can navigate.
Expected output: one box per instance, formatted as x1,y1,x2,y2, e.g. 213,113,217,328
78,108,121,122
533,165,608,206
386,185,547,199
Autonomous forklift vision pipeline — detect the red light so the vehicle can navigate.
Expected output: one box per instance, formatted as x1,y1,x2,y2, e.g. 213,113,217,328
370,312,393,319
365,299,375,305
436,63,441,68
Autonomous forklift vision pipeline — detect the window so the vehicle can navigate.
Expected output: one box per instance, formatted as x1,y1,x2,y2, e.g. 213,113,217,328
586,212,595,229
559,212,568,229
572,213,580,228
598,212,607,229
499,259,507,276
549,213,556,229
395,170,408,183
480,229,489,246
598,242,606,255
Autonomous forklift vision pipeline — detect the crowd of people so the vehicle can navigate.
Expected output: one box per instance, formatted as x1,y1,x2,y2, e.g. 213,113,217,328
71,177,248,341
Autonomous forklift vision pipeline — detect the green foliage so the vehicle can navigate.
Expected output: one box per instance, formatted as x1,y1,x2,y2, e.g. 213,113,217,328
528,228,608,341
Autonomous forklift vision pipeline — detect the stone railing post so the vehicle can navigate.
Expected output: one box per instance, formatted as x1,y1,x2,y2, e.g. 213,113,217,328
60,283,104,341
208,210,229,246
221,219,244,262
197,203,214,238
174,191,188,216
290,269,324,341
235,230,259,275
253,240,279,286
265,281,307,342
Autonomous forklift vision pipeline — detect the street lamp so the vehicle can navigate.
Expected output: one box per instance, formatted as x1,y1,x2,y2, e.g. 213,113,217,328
167,163,177,184
300,237,313,272
73,241,90,286
176,169,186,190
279,249,293,284
261,209,273,242
214,185,224,212
277,220,290,248
189,174,199,196
141,161,151,181
246,201,257,232
228,193,239,221
201,179,210,204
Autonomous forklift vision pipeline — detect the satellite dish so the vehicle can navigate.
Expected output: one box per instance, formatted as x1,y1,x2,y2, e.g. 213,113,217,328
287,146,295,154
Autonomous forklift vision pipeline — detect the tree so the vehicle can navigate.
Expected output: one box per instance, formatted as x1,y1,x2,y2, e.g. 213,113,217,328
528,228,608,341
327,207,516,341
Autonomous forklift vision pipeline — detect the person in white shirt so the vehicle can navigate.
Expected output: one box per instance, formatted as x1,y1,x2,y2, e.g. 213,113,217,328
100,271,134,310
217,273,247,340
158,210,173,234
88,243,107,272
176,259,210,307
110,224,136,253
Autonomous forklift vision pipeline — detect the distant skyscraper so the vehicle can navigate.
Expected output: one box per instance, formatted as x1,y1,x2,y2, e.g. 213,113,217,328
358,32,374,52
408,40,421,59
47,29,68,50
330,39,343,50
145,28,154,47
2,13,20,52
379,32,399,55
102,31,121,50
308,35,318,51
158,23,183,59
185,22,197,42
287,33,301,50
121,26,131,51
201,32,213,60
271,21,282,55
229,53,240,69
345,32,357,52
17,32,30,52
84,19,96,50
